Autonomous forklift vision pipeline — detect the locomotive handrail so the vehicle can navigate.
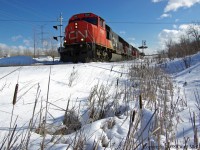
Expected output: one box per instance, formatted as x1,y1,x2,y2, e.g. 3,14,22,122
86,23,95,43
86,30,95,43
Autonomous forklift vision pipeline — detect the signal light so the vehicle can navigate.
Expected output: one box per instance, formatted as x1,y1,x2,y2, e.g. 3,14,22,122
53,26,58,30
53,36,58,41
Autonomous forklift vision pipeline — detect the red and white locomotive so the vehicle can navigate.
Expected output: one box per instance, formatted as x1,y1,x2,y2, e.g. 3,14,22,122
59,12,141,62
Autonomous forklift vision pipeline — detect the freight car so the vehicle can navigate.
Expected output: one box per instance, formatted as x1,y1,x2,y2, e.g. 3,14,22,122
59,12,141,62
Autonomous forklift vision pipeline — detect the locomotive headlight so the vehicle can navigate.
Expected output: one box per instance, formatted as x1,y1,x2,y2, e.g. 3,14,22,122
75,22,78,29
81,38,84,41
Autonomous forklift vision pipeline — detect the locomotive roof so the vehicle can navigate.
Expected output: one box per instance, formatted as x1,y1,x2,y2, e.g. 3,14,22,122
69,13,104,22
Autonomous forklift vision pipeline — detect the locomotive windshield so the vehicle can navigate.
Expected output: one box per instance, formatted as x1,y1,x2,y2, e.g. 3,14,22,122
82,17,98,25
69,17,98,26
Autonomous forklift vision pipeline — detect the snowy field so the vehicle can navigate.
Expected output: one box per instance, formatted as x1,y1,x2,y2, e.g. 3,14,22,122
167,53,200,147
0,54,200,149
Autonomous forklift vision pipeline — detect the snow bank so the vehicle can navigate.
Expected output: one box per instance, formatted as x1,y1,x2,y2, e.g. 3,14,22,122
0,56,61,66
0,56,37,66
169,52,200,145
162,52,200,74
34,56,60,64
0,61,136,149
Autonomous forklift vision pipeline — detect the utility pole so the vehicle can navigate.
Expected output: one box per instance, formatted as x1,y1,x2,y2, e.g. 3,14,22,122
59,13,63,51
33,29,36,58
39,24,49,56
41,25,44,52
33,27,40,58
53,13,64,52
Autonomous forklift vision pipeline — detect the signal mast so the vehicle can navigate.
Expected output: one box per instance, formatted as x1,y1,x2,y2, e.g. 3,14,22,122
138,40,147,56
53,13,64,52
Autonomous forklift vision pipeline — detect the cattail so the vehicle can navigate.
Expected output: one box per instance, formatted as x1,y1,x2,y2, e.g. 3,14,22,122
131,110,136,123
193,112,198,146
13,83,19,105
116,78,119,87
139,94,142,109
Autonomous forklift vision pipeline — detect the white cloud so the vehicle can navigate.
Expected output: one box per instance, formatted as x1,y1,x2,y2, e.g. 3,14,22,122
158,24,191,48
173,24,178,29
152,0,164,2
128,37,135,41
179,24,194,30
23,39,31,47
0,43,8,50
175,19,180,22
159,13,172,19
11,35,23,42
0,42,34,56
159,29,180,44
164,0,200,12
119,31,126,35
158,24,200,49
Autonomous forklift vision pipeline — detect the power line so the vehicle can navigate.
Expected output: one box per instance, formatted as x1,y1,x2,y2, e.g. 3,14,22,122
0,19,58,22
107,21,197,25
0,0,55,22
0,19,197,25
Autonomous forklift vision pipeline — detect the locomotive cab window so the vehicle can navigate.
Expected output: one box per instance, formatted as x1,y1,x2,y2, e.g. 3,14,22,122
84,13,91,17
74,15,78,18
99,18,104,28
82,17,98,25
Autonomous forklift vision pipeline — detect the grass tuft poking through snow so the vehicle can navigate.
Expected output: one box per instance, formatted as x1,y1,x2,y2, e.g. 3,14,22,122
0,53,200,149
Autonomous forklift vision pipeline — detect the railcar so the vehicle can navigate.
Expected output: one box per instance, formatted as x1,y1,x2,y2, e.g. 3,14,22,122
59,12,141,62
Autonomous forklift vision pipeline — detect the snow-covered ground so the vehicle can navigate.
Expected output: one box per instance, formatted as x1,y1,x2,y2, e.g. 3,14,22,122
166,53,200,147
0,57,138,149
0,56,60,66
0,54,200,149
0,56,37,66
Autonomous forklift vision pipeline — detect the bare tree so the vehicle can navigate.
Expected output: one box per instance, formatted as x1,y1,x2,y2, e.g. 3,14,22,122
165,38,175,59
179,35,191,56
162,23,200,60
0,49,3,57
23,49,34,56
187,23,200,51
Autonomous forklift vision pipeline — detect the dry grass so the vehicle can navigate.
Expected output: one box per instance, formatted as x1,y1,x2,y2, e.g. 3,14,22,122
1,56,199,149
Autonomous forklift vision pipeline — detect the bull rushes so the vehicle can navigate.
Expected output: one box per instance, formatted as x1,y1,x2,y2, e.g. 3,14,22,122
24,83,41,149
9,83,19,130
41,66,52,150
9,68,21,130
12,84,18,105
6,82,19,149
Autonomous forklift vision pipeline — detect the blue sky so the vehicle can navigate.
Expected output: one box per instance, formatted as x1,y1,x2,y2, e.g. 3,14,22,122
0,0,200,54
